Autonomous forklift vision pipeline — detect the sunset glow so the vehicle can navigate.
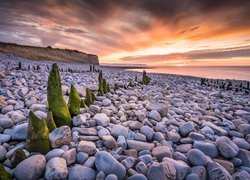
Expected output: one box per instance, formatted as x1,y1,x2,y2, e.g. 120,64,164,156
0,0,250,66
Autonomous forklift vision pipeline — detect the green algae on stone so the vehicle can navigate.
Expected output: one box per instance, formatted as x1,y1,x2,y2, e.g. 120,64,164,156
80,99,86,108
46,111,57,132
47,63,72,127
85,88,93,106
142,70,151,85
0,163,12,180
12,148,26,168
114,83,119,91
68,84,81,116
26,111,51,155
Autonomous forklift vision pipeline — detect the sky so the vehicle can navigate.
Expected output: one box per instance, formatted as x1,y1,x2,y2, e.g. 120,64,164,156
0,0,250,66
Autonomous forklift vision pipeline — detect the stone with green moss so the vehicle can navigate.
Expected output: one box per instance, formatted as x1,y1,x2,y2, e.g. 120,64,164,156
85,88,93,106
0,164,12,180
103,79,108,94
80,99,86,108
107,83,110,92
114,83,119,91
12,148,26,168
47,63,72,127
46,111,57,132
68,84,81,116
98,82,104,96
26,111,51,155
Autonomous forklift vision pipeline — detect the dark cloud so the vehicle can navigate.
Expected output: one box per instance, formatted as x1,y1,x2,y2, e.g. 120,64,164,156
0,0,249,59
64,28,86,34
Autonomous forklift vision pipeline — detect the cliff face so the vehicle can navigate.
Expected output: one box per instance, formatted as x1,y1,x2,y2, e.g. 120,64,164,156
0,42,99,65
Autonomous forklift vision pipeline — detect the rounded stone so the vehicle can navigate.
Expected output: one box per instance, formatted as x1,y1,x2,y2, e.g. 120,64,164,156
0,145,7,162
68,165,96,180
14,155,46,180
187,149,209,166
93,113,110,127
179,122,195,137
95,151,126,180
45,157,68,180
216,136,239,158
193,141,218,158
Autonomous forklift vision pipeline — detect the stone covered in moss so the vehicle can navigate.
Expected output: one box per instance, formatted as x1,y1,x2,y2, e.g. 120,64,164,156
12,148,26,168
80,99,86,108
47,63,72,127
103,79,108,94
26,111,51,155
114,83,119,91
46,111,57,132
68,84,81,116
0,164,12,180
85,88,93,107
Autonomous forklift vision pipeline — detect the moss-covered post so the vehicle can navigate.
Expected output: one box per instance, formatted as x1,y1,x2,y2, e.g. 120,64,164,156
85,88,93,106
0,164,12,180
107,83,110,92
114,83,119,91
17,62,22,70
47,63,72,127
80,99,86,108
68,84,81,116
12,148,26,168
98,70,104,96
26,111,51,154
142,70,150,85
46,111,57,132
103,79,108,94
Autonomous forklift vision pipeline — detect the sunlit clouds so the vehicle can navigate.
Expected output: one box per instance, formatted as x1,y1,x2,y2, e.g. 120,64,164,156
0,0,250,66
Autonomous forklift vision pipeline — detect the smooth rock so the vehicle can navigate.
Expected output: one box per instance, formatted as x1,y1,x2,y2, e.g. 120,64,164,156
0,115,13,128
207,162,232,180
68,165,96,180
111,125,128,138
77,140,97,155
148,110,161,121
193,141,218,158
179,122,195,137
93,113,110,127
45,157,68,180
146,102,168,117
14,155,46,180
216,136,239,158
49,126,72,148
140,126,154,141
95,151,126,180
62,148,76,165
147,161,176,180
11,123,28,140
45,148,65,161
151,146,172,161
187,149,209,166
73,114,87,126
127,140,155,151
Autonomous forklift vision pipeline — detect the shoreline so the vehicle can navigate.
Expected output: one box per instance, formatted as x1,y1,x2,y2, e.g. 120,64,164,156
0,53,250,179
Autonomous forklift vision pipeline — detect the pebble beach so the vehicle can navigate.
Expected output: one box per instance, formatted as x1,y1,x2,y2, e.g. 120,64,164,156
0,53,250,180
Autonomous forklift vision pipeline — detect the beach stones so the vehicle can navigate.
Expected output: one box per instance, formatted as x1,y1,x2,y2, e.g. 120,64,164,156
14,155,46,180
68,165,96,180
111,125,128,138
216,136,239,158
147,162,176,180
93,113,110,126
187,149,209,166
77,140,97,155
148,110,161,121
45,157,68,180
146,102,168,117
95,151,126,180
207,162,232,180
127,140,155,151
0,115,13,128
179,122,195,137
11,123,28,140
49,126,72,148
193,141,218,158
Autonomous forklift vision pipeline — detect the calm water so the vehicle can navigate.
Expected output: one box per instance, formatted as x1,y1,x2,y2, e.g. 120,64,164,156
128,66,250,81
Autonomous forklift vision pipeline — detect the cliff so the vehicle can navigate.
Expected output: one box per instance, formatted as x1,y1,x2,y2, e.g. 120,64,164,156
0,42,99,64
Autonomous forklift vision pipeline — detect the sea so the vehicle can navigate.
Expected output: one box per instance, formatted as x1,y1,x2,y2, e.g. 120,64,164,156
128,66,250,81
